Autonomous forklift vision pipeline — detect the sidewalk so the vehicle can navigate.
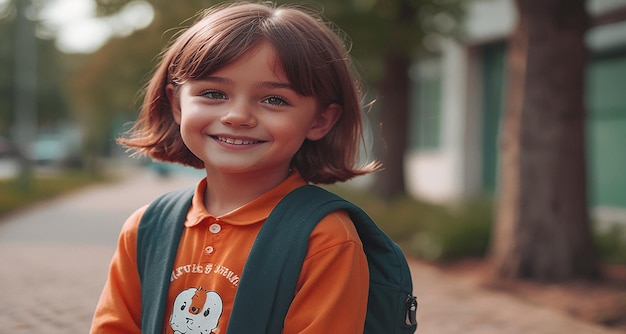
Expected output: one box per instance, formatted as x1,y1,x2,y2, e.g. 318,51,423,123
410,258,623,334
0,168,621,333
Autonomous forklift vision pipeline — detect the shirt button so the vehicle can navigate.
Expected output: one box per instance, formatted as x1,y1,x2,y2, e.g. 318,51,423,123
209,223,221,234
204,246,214,255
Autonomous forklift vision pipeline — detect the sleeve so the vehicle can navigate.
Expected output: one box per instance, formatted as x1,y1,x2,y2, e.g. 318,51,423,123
282,211,369,334
89,206,147,334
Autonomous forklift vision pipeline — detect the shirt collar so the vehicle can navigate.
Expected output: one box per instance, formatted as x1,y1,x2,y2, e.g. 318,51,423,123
185,171,307,227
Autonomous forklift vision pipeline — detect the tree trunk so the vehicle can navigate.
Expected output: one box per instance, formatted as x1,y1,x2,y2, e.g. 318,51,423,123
489,0,599,281
373,52,410,198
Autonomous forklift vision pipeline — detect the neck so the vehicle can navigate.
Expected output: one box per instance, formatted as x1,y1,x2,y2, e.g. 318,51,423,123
202,168,291,217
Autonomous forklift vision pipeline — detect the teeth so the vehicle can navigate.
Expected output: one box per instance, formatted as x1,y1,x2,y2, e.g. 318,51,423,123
216,136,258,145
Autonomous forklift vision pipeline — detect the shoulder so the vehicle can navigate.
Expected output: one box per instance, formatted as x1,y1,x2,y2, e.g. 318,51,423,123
119,205,149,240
308,210,362,250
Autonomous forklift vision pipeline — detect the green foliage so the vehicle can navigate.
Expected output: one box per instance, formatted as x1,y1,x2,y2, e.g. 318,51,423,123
292,0,465,82
0,172,110,217
0,1,15,135
594,224,626,264
69,1,227,157
334,185,626,265
328,185,494,261
423,198,494,261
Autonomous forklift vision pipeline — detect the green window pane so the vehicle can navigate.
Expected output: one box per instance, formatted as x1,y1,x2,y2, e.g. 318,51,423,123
410,59,442,150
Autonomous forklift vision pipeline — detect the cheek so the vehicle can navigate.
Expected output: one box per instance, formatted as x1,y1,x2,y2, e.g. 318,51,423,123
273,110,317,134
177,110,209,146
272,119,311,140
276,122,316,155
179,106,208,130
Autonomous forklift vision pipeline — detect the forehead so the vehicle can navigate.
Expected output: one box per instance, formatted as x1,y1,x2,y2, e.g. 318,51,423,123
208,41,289,83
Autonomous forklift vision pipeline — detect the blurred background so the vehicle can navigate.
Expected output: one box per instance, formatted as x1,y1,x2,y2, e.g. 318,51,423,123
1,0,626,331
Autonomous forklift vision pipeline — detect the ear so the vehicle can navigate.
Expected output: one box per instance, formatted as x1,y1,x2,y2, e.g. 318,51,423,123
166,84,182,124
306,103,342,141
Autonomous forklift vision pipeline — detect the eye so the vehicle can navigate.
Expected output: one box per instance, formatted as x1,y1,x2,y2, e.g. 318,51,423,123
262,96,290,106
201,90,226,100
204,308,211,317
180,302,186,311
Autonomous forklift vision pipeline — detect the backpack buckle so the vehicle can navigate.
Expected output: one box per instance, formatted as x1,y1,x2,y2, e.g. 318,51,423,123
405,295,418,326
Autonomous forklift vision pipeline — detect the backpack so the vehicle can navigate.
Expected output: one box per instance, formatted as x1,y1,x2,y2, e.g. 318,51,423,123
137,184,418,334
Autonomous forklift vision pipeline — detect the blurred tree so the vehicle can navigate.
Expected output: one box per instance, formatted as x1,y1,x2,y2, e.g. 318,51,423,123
0,1,14,136
489,0,599,281
81,0,462,188
68,1,211,170
0,0,69,190
317,0,463,198
0,0,69,138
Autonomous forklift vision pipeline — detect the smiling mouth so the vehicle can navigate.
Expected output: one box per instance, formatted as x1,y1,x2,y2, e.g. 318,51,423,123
214,136,261,145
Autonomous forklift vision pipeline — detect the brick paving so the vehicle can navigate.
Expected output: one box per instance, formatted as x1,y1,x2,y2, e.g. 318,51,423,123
0,168,621,333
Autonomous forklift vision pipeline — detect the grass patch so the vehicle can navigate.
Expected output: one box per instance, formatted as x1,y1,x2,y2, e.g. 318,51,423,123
332,185,626,265
594,224,626,264
328,185,494,262
0,171,111,217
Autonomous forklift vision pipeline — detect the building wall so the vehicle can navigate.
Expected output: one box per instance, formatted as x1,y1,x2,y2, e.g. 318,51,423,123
406,0,516,202
406,40,470,201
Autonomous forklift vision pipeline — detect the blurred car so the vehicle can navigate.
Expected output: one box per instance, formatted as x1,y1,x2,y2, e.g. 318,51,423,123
28,134,76,166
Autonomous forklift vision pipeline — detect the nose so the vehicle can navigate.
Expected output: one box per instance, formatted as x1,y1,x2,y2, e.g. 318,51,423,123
220,101,257,128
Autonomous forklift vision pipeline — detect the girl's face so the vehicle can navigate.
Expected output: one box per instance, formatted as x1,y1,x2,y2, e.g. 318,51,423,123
168,41,340,180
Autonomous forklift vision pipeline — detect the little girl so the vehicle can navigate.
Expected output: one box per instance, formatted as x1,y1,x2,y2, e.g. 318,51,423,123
91,2,380,333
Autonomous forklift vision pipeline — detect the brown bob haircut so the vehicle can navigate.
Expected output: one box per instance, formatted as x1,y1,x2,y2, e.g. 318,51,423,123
118,1,379,184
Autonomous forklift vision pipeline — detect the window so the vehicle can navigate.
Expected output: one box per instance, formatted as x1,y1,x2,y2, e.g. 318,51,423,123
409,58,442,151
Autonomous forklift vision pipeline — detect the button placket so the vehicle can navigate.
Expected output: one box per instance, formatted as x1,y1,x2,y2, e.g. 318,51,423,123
201,220,223,258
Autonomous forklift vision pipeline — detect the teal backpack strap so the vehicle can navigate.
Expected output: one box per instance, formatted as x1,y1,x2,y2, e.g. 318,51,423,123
227,185,417,334
136,186,195,334
226,185,331,334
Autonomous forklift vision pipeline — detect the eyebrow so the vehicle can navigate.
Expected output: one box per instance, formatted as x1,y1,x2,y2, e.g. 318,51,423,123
202,76,295,91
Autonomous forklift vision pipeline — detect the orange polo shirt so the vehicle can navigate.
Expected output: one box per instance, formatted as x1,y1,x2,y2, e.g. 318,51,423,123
90,171,369,333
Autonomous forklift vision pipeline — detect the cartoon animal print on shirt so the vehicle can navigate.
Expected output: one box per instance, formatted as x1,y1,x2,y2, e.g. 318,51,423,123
170,287,223,334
